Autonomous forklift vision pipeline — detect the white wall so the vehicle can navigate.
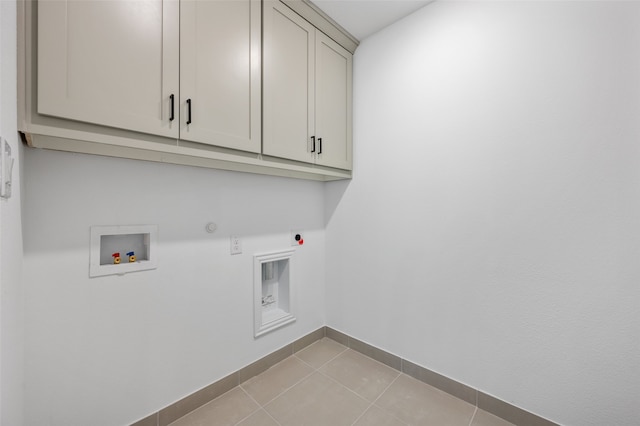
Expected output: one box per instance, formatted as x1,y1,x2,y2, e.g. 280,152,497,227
0,0,25,425
325,2,640,425
23,150,326,425
18,2,640,425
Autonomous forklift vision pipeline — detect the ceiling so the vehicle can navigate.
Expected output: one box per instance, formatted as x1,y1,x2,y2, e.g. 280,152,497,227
311,0,433,41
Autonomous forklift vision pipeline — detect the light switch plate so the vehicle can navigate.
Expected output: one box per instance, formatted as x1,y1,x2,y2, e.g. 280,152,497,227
0,138,14,199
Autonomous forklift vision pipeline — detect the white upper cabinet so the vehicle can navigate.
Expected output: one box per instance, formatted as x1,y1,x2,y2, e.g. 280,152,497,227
23,0,356,180
38,0,180,138
179,0,261,152
315,32,353,170
37,0,260,153
263,0,315,164
263,0,353,170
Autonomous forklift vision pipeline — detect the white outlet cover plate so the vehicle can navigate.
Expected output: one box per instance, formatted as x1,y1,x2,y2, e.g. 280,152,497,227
230,235,242,255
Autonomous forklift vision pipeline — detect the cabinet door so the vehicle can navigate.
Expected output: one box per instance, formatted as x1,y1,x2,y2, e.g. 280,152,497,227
180,0,261,153
38,0,179,138
315,32,353,170
262,0,315,164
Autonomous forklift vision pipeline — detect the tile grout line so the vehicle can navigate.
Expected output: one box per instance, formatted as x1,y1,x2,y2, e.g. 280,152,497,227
315,368,375,425
366,373,408,426
295,353,349,371
234,342,328,425
145,329,547,426
235,386,283,426
300,340,387,426
468,405,478,426
133,329,327,426
238,340,351,425
314,341,409,426
346,346,400,375
165,382,242,426
475,386,478,407
262,409,284,426
240,339,350,415
232,387,263,426
242,365,316,409
313,347,387,400
344,331,481,417
348,405,370,426
292,338,349,372
336,329,548,425
328,368,406,426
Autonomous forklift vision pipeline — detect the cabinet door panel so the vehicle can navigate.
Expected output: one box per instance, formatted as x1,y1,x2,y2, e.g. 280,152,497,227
315,32,353,170
180,0,260,153
38,0,179,138
263,0,315,164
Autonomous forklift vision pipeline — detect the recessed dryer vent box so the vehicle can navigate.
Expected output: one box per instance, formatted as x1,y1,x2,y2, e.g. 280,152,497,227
90,225,158,277
254,249,295,337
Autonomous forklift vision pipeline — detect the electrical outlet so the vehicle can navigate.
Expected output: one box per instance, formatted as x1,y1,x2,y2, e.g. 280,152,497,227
230,235,242,255
291,230,304,246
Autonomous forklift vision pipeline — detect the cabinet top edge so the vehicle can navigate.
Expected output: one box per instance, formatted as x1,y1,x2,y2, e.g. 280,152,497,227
281,0,360,54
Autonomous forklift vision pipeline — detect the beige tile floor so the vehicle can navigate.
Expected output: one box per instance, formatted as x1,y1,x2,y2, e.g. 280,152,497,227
169,338,515,426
